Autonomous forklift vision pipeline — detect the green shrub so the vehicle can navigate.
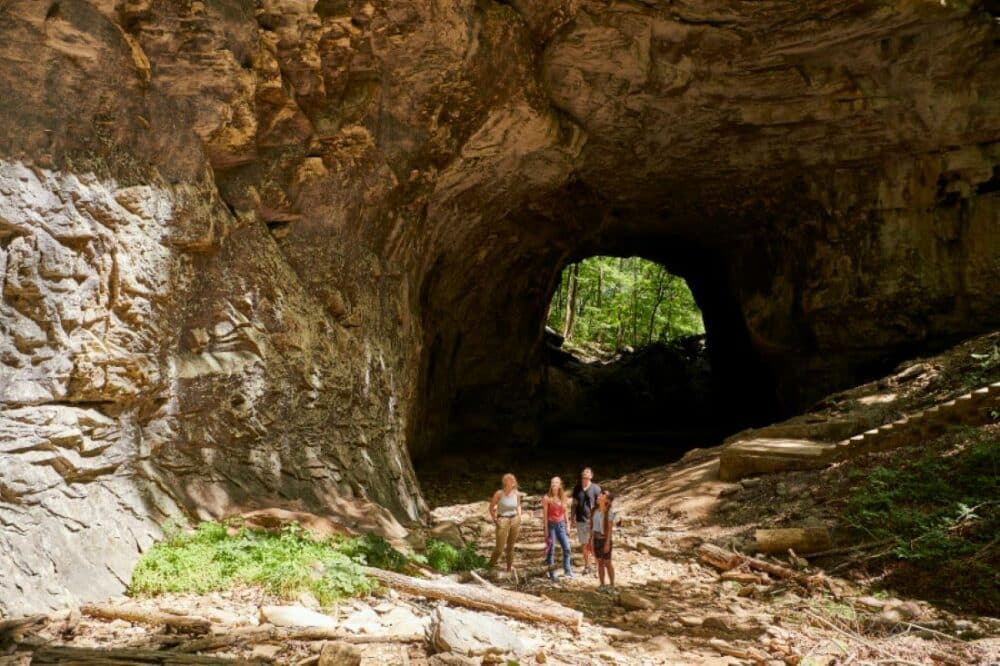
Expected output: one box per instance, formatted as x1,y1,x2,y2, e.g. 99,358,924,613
424,539,487,574
336,533,411,572
130,522,388,604
842,428,999,611
844,431,999,561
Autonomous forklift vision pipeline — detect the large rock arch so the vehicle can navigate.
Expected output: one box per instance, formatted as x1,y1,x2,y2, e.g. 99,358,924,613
0,0,997,612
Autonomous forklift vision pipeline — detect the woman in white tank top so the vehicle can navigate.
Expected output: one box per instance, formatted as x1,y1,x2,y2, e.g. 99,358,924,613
488,473,522,571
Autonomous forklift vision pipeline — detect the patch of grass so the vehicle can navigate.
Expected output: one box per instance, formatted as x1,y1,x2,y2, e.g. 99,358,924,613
130,521,489,604
129,522,412,604
424,539,488,574
843,427,999,612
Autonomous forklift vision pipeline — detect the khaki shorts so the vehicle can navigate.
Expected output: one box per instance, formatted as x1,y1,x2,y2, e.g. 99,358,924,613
576,521,591,545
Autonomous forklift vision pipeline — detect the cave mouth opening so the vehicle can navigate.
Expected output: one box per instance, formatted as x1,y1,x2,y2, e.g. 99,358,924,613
412,244,781,507
541,256,715,450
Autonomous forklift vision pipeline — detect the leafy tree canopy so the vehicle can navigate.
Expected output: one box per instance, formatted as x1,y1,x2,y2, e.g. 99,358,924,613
547,256,704,354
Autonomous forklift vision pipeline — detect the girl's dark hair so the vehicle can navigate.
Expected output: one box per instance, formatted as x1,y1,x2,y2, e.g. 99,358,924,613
601,490,615,537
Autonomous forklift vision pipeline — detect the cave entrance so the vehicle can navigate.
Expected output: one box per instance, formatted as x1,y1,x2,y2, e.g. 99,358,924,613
412,244,781,506
541,256,712,452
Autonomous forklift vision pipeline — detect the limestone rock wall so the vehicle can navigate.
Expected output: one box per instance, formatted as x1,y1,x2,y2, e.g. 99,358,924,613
0,0,997,614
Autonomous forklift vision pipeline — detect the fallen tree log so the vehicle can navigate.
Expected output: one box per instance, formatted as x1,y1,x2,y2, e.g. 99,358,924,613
697,544,824,588
24,643,258,664
696,544,742,571
754,528,831,555
81,604,211,635
170,625,425,654
363,567,582,631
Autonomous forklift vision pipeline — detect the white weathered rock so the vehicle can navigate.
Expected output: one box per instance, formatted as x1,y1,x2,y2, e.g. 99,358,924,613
380,605,430,637
430,606,534,657
341,606,382,634
260,605,337,629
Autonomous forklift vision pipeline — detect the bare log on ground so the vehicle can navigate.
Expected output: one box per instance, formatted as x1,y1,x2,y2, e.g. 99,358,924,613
81,604,211,635
170,626,279,653
708,638,770,662
363,567,583,631
754,528,832,555
696,544,742,571
24,643,260,664
285,629,425,643
697,544,824,587
170,625,425,654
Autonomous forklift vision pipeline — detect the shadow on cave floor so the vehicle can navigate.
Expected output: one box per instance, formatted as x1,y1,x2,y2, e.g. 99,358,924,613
414,426,731,508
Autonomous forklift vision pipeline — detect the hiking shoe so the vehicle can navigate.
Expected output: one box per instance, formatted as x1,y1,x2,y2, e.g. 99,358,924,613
548,571,557,582
564,571,575,579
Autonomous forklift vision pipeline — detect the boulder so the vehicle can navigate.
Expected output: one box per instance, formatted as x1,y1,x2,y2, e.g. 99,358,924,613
430,606,532,657
429,521,465,548
341,606,382,634
260,605,336,629
380,605,430,638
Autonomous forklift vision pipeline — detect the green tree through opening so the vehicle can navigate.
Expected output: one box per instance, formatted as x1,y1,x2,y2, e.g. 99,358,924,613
547,257,705,355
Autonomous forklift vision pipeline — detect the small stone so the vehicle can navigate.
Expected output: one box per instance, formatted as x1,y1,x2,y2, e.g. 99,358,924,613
856,596,885,610
703,615,739,631
642,611,663,625
251,644,282,659
879,608,903,624
617,590,656,611
319,641,361,666
896,601,922,619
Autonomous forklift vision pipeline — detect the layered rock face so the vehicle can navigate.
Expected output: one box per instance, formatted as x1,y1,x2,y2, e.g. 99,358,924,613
0,0,997,613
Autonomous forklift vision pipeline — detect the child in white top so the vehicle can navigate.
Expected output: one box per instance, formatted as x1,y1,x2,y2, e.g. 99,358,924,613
589,490,616,591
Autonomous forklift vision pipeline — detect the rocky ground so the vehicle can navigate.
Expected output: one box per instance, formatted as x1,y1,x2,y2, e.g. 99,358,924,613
3,335,998,665
4,435,998,665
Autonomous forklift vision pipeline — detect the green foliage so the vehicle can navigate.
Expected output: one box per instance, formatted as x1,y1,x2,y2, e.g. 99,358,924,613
547,256,704,353
129,522,410,604
424,539,487,574
843,429,999,608
131,522,490,603
963,342,1000,387
336,533,411,573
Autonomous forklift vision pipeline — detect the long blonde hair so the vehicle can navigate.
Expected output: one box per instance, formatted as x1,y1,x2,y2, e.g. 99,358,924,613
546,476,568,505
